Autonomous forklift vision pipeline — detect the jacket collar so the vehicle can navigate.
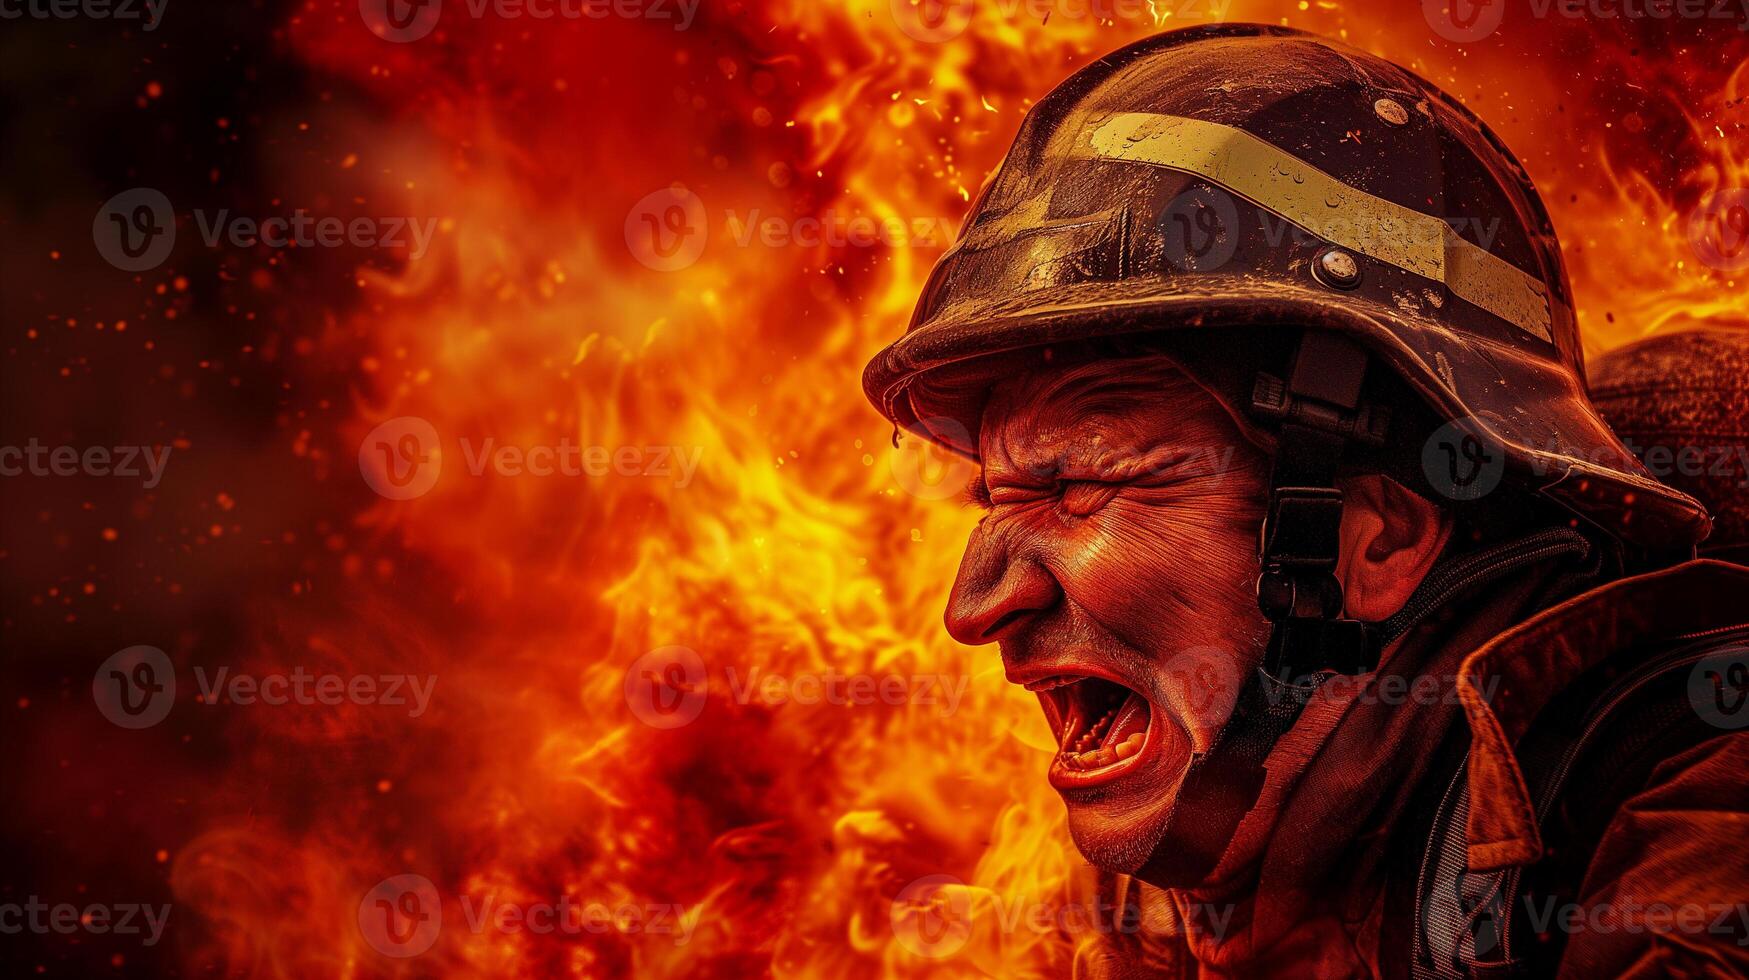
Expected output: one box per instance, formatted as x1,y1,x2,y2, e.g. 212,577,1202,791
1456,559,1749,872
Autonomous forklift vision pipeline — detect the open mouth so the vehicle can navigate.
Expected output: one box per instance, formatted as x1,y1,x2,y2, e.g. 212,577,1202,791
1028,673,1153,788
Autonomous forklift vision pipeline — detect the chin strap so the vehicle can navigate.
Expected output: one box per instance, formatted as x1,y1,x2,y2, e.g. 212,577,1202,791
1134,331,1387,887
1250,330,1390,680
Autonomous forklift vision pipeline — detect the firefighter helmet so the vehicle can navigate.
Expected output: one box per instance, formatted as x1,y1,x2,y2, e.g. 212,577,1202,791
862,23,1709,550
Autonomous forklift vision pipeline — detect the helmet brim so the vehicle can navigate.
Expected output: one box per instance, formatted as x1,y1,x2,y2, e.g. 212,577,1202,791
863,274,1711,550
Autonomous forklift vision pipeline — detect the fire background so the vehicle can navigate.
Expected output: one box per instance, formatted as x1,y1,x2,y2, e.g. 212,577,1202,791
2,0,1747,975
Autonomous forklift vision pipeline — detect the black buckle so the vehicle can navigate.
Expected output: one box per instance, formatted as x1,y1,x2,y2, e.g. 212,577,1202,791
1259,486,1345,571
1264,617,1378,680
1252,373,1392,447
1257,567,1343,622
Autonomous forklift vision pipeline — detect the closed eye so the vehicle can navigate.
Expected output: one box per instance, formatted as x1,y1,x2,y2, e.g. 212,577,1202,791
964,472,992,509
987,484,1056,506
1059,480,1120,516
981,479,1121,516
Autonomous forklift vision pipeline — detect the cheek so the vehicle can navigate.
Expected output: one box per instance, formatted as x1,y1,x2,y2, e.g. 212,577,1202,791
1046,498,1266,649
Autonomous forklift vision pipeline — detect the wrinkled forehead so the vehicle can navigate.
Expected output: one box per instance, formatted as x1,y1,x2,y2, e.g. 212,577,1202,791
979,355,1238,473
900,332,1287,468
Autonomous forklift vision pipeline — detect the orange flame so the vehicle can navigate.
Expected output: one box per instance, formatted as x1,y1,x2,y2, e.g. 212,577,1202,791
156,2,1749,976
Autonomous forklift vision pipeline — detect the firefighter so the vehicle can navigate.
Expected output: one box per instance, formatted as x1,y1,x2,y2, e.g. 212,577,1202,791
863,24,1749,977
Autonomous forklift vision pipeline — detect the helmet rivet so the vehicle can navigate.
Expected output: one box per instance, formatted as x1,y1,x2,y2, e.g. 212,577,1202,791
1314,247,1362,289
1374,98,1410,126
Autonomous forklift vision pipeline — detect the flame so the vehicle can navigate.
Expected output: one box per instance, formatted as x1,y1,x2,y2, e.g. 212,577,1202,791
149,2,1749,977
1562,56,1749,348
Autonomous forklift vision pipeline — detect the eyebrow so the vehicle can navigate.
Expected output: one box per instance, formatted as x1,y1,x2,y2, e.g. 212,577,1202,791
989,420,1240,483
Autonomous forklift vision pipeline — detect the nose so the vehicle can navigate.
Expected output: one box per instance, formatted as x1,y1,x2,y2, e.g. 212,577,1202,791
944,525,1062,645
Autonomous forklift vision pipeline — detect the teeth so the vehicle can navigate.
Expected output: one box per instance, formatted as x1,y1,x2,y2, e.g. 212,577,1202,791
1039,676,1152,774
1058,733,1144,771
1069,704,1120,753
1056,723,1147,772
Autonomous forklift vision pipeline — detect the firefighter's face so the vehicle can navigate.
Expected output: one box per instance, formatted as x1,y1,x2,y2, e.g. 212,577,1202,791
944,356,1274,874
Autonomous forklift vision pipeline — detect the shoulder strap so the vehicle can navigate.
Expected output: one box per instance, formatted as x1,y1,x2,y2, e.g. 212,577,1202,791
1411,626,1749,979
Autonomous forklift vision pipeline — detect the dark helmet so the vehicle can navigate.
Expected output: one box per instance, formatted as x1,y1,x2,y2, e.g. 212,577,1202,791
862,23,1710,552
1592,329,1749,563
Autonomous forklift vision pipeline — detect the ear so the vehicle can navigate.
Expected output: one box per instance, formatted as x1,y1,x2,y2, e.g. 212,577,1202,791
1335,474,1453,622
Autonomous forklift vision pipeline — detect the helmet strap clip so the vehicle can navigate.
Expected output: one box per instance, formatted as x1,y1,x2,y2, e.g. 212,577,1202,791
1250,332,1385,681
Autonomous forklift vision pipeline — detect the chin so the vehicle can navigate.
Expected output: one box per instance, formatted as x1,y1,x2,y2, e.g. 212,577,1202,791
1020,669,1201,875
1063,790,1180,875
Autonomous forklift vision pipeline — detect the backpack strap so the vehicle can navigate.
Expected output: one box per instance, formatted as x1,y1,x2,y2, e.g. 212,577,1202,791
1411,626,1749,978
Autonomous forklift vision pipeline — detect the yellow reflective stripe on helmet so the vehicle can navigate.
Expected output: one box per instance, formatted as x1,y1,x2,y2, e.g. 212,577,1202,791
1083,112,1554,343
